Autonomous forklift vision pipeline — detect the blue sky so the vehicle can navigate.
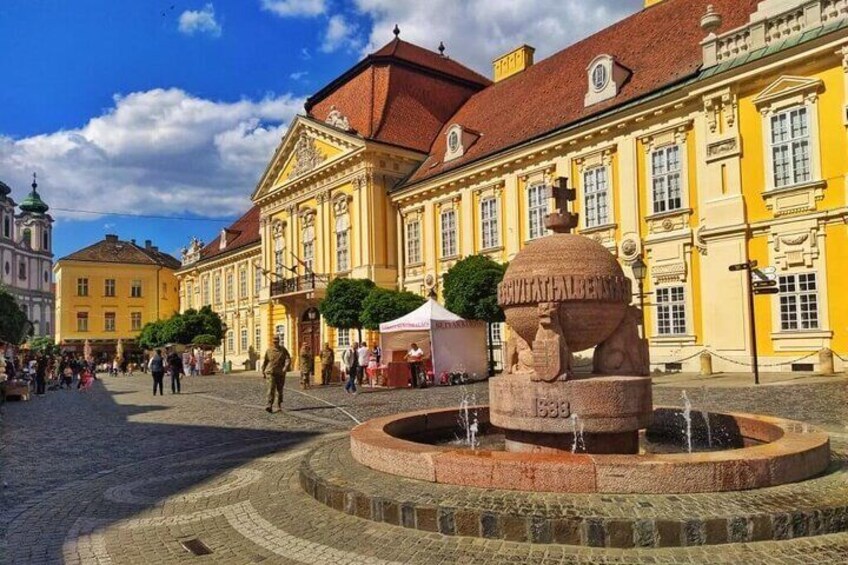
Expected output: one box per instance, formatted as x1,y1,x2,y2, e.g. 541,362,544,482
0,0,640,261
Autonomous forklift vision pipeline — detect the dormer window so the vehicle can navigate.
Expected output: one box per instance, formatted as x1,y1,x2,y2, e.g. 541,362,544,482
444,124,479,163
219,229,228,250
585,54,630,107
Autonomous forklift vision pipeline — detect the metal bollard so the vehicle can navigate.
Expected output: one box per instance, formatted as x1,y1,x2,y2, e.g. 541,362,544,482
699,351,713,376
819,348,834,375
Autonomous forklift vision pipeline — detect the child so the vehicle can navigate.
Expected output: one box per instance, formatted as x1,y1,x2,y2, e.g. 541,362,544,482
79,367,94,391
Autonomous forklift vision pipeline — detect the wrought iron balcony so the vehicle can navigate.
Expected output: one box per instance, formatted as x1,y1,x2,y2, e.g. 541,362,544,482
270,273,329,298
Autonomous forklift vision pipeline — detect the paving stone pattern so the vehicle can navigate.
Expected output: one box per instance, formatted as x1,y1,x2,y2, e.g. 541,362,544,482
1,371,848,564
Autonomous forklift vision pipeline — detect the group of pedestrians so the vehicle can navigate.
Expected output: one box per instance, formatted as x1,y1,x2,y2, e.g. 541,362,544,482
341,341,381,394
147,348,186,396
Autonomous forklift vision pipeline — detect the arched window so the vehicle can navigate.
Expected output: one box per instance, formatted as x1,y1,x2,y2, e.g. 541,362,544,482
334,197,350,273
42,231,49,251
22,228,31,247
2,215,10,238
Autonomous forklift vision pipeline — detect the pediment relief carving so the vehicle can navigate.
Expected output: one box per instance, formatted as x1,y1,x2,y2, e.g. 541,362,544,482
753,76,823,114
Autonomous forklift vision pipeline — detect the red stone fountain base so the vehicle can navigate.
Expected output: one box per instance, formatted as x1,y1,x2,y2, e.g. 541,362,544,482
349,406,830,494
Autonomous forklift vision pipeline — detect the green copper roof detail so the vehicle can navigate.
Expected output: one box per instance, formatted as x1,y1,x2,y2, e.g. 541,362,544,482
19,173,49,214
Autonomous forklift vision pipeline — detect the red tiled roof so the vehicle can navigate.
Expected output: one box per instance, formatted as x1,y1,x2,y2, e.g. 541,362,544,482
197,205,261,262
306,39,490,154
60,236,181,269
406,0,761,184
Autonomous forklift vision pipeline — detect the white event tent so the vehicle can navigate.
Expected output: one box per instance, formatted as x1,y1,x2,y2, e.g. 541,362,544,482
379,299,488,378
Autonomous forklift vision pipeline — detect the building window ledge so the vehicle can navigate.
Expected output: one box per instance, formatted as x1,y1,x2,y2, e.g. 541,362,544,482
649,334,697,346
645,208,692,222
762,179,826,216
439,254,460,263
579,222,618,236
480,245,504,254
769,329,832,351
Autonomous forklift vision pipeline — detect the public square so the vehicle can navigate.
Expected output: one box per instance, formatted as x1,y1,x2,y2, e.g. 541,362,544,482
2,372,848,564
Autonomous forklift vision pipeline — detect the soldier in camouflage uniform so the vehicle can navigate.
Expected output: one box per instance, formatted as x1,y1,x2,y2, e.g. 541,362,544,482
262,337,291,413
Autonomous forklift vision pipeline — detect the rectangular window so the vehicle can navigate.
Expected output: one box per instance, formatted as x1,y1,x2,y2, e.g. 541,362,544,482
337,329,350,348
214,275,221,304
336,230,349,272
527,184,549,240
303,240,314,273
104,279,115,297
254,325,262,350
770,107,810,188
651,145,683,214
227,331,234,352
480,198,500,249
104,312,116,332
77,278,89,297
583,167,610,228
656,286,687,335
226,272,234,301
406,221,421,264
131,312,142,331
240,328,248,351
130,280,142,298
274,236,285,277
239,267,248,298
202,276,210,306
76,312,89,332
778,272,819,331
185,281,193,309
254,264,263,294
440,209,457,257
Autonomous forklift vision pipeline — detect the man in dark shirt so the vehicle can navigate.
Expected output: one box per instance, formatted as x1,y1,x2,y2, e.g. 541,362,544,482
166,349,185,394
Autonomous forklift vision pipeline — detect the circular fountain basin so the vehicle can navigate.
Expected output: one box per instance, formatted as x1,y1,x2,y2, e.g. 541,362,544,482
349,406,830,494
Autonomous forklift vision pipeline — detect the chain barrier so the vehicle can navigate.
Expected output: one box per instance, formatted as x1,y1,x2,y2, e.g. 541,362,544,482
649,349,707,366
833,350,848,363
648,348,823,369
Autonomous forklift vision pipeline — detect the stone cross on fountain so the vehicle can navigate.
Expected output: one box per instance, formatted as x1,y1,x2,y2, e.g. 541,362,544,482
545,177,579,234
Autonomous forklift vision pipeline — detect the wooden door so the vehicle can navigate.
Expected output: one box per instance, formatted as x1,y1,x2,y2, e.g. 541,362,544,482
299,307,321,360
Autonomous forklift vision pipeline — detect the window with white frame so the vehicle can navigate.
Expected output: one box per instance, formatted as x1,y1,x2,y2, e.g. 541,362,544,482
650,145,682,214
240,328,248,351
335,213,350,272
480,197,499,249
440,208,457,258
583,167,610,228
226,271,234,301
254,264,263,294
302,223,315,273
274,234,285,277
778,272,819,331
227,330,234,351
76,312,88,332
527,184,549,240
337,329,350,348
406,220,421,264
131,312,142,331
254,325,262,350
213,275,221,304
104,278,115,297
104,312,116,332
239,267,247,298
202,276,210,305
656,286,686,335
130,279,142,298
77,278,88,297
770,107,811,189
275,324,286,346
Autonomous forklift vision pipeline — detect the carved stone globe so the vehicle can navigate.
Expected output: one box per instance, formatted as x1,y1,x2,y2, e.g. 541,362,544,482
498,234,631,352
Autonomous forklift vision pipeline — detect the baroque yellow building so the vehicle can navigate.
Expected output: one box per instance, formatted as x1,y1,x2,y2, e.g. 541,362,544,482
175,207,264,368
54,235,180,361
185,0,848,373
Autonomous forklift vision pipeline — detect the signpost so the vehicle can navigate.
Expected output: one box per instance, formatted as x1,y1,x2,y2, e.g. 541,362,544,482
729,260,761,385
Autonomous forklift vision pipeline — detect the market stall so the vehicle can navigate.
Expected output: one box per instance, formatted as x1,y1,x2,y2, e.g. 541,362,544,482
378,299,488,387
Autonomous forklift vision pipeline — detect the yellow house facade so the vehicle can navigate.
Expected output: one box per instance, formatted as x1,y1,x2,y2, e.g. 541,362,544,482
54,235,180,360
175,207,264,369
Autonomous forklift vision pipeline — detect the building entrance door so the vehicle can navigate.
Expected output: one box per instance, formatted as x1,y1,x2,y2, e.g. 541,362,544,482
299,307,321,359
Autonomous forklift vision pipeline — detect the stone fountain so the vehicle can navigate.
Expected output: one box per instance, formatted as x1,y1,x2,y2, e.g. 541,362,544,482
300,179,841,549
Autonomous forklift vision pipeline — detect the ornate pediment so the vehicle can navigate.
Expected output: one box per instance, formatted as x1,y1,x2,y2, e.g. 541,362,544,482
250,116,365,203
181,237,204,266
753,76,823,113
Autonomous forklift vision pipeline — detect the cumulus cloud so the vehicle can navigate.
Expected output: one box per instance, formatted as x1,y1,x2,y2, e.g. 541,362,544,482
0,89,305,219
321,14,361,53
178,3,222,37
352,0,642,74
260,0,326,17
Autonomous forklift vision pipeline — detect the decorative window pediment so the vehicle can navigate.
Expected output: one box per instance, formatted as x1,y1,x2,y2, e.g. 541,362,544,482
444,124,480,163
753,76,823,114
585,54,630,107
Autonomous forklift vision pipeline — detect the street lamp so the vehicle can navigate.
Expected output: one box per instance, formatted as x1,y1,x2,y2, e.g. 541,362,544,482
631,255,648,337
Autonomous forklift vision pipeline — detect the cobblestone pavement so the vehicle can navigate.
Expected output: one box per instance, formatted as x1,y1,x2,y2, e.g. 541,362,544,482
1,371,848,564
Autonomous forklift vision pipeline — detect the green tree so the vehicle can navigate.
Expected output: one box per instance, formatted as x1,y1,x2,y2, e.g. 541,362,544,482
443,255,507,376
28,336,59,356
360,288,425,330
137,307,224,349
137,319,168,350
0,288,29,345
319,278,375,342
191,334,218,348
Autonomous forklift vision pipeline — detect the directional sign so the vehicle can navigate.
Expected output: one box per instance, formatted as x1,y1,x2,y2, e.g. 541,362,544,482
729,260,758,272
752,280,777,288
753,288,780,295
752,266,778,282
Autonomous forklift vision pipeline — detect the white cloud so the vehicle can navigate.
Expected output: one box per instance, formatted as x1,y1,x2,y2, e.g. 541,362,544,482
261,0,326,17
353,0,642,75
289,71,309,81
178,3,222,37
0,88,305,219
321,14,361,53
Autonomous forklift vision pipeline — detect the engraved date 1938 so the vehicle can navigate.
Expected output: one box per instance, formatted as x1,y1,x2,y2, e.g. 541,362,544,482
532,398,571,418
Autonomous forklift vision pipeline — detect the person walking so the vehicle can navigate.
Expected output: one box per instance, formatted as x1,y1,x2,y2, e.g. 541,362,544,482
167,349,185,394
320,342,334,386
262,337,291,413
34,353,47,395
299,343,314,389
344,342,358,394
356,342,370,387
148,349,165,396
